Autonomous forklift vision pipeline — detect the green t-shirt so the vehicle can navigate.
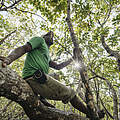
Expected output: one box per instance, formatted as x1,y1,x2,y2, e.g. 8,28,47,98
22,37,50,79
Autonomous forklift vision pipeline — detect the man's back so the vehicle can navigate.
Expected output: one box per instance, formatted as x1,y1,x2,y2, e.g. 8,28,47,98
22,37,50,79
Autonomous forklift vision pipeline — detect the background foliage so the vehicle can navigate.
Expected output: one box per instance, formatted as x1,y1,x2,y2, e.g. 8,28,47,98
0,0,120,119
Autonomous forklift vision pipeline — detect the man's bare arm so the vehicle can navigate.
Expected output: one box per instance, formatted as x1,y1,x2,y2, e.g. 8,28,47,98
49,58,73,70
2,43,32,67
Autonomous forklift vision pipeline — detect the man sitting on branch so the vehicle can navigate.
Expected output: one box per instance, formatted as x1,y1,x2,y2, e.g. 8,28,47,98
2,31,104,119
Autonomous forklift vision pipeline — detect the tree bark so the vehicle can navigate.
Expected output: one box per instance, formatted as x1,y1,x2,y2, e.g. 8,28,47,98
0,62,87,120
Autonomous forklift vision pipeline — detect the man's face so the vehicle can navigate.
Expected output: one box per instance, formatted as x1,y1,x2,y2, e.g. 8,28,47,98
44,31,54,47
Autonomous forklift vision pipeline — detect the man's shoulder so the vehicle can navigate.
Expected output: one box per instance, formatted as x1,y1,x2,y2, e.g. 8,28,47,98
28,36,45,49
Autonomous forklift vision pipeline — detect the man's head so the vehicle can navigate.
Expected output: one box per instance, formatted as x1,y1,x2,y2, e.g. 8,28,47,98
43,31,54,47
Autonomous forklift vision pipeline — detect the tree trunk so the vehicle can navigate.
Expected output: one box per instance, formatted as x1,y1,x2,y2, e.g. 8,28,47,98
66,0,98,119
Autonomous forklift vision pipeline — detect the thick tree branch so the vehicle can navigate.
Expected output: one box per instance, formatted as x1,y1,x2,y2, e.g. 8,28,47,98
98,4,120,61
0,30,16,45
94,79,100,110
101,35,120,72
66,0,100,119
101,35,119,58
0,61,87,120
66,0,79,48
98,9,120,119
99,8,120,117
0,0,22,11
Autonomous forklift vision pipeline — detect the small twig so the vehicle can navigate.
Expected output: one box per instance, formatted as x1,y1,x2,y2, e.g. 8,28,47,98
101,5,112,27
0,30,16,45
14,7,47,22
0,0,4,9
54,36,72,56
88,76,98,80
97,19,102,26
0,0,22,11
97,1,112,27
104,0,110,5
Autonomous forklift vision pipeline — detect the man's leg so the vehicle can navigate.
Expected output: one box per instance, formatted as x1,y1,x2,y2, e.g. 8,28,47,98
25,75,75,103
25,79,55,108
25,75,90,115
40,75,105,119
70,95,105,119
28,75,88,113
37,74,76,104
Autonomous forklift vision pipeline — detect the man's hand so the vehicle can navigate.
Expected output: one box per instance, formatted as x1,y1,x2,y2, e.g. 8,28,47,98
0,43,32,68
0,56,7,68
2,62,7,68
49,58,73,70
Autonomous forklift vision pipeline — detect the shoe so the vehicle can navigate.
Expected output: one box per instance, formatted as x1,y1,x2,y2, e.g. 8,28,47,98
86,109,105,119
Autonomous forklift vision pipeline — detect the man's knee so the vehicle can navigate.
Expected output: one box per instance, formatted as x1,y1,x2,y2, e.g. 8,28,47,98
62,88,76,104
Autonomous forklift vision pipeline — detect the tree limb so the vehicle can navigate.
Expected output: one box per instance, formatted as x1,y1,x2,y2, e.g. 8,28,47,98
100,35,120,74
98,3,120,60
98,6,120,119
100,35,120,58
66,0,79,48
